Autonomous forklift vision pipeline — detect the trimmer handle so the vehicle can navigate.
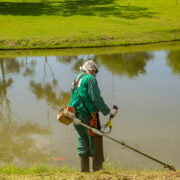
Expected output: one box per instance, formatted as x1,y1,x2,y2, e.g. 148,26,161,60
110,105,118,119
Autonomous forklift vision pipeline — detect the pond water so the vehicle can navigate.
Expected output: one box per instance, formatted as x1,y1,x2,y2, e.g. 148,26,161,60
0,44,180,170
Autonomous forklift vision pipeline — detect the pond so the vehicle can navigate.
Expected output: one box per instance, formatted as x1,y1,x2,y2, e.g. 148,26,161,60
0,42,180,170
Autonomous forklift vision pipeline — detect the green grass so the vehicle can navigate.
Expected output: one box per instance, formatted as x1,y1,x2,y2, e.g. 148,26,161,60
0,155,119,175
0,0,180,49
0,163,76,175
0,163,179,180
1,41,180,58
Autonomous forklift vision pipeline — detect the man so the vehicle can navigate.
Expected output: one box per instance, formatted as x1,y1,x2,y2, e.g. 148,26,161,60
68,60,117,172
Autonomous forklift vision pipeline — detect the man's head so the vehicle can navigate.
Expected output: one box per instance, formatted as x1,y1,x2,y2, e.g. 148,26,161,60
80,60,98,76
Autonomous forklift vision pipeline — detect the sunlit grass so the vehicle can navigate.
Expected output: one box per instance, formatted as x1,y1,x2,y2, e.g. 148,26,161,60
0,160,175,175
0,163,179,180
0,163,76,175
0,0,180,49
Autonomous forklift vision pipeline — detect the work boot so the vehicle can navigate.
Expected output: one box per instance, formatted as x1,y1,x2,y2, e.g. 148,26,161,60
79,154,90,172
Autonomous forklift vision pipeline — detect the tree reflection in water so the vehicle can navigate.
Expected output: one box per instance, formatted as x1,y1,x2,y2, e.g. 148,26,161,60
167,50,180,76
29,81,70,109
0,58,53,164
56,52,153,78
98,52,153,78
57,55,99,73
29,56,71,109
0,58,13,125
22,57,36,77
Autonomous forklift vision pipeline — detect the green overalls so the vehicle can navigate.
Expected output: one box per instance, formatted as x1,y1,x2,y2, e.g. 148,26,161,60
68,73,110,156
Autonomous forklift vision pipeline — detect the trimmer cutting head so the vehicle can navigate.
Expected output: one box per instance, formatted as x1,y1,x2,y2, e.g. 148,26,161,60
164,164,176,171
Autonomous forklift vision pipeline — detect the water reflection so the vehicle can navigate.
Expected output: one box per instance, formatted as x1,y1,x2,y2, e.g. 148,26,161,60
0,48,180,168
167,50,180,76
1,58,21,74
22,57,36,77
29,81,71,110
56,52,153,78
98,52,153,78
0,58,14,122
43,56,57,85
57,55,98,73
29,56,70,109
0,58,53,164
0,119,52,163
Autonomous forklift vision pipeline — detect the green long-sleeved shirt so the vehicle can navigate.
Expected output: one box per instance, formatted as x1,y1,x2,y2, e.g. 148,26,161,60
68,73,110,121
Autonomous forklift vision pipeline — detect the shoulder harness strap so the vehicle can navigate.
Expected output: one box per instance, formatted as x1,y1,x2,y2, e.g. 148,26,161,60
73,73,86,91
73,73,92,118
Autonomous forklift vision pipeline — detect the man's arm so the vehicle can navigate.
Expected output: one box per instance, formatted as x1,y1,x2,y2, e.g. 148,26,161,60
88,76,110,115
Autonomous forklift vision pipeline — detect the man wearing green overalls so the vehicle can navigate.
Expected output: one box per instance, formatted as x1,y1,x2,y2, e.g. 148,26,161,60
68,60,117,172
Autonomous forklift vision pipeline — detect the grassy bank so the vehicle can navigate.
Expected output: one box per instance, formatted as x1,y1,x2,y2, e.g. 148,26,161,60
1,41,180,58
0,164,180,180
0,0,180,49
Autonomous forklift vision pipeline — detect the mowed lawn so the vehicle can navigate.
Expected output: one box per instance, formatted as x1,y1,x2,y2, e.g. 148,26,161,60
0,0,180,49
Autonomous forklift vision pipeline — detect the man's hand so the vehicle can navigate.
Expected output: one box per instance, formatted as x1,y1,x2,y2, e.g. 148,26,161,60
110,105,118,118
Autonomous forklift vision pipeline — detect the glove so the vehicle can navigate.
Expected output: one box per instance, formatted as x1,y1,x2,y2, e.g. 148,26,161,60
107,119,113,128
110,105,118,118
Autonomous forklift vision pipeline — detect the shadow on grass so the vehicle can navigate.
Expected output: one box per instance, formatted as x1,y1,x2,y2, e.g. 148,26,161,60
0,0,156,19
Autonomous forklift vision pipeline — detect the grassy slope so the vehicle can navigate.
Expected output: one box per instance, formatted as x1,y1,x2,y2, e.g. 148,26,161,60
0,170,180,180
0,164,180,180
0,0,180,49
